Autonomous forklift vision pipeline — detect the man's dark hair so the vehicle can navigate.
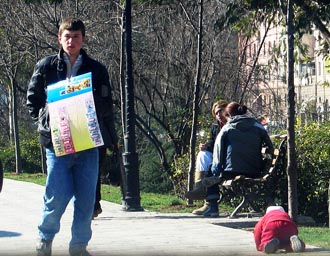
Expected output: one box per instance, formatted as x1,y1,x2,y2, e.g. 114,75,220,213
58,17,85,37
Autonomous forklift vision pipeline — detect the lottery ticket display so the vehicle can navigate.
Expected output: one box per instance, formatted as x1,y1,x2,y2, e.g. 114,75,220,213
47,72,104,156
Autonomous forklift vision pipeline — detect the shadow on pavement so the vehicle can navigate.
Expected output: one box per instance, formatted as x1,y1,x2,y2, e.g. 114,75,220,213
0,230,21,238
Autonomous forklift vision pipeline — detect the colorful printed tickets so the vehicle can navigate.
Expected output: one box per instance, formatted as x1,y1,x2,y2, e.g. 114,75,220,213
47,72,104,156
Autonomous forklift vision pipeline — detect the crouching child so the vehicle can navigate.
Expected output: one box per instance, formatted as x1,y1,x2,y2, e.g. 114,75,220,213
254,206,305,254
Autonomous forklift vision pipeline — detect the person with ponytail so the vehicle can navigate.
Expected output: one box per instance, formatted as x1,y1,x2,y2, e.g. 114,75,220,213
203,102,274,217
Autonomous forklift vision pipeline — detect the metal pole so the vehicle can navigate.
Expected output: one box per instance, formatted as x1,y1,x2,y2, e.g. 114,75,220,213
122,0,143,211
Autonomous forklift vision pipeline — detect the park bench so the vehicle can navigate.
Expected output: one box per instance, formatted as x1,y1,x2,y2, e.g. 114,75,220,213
217,134,287,218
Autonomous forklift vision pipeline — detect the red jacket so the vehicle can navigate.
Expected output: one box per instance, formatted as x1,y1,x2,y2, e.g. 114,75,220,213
254,210,298,251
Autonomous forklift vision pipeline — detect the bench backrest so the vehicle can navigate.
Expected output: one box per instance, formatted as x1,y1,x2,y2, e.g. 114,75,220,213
262,135,287,181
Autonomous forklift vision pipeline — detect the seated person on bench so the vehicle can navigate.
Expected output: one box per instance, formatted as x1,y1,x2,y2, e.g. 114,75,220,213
203,101,274,217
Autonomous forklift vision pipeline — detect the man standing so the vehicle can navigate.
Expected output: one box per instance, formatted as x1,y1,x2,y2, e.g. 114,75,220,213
26,17,117,256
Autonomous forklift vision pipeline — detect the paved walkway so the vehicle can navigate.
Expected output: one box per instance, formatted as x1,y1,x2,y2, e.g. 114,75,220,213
0,179,329,256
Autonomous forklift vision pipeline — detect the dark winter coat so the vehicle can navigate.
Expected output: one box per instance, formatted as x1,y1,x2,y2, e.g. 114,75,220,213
204,120,224,153
26,48,118,149
211,115,273,177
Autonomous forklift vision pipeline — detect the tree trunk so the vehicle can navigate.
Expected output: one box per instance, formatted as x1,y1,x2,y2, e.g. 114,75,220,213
8,88,14,146
328,179,330,228
8,78,22,174
187,0,203,204
286,0,298,222
12,81,22,174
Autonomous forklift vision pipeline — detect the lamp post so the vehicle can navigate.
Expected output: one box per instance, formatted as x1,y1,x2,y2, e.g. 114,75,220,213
122,0,143,211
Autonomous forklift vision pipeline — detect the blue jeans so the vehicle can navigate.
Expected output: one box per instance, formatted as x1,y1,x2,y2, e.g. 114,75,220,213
38,147,99,250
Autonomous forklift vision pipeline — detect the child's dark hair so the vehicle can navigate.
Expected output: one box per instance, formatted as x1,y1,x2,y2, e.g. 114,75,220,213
225,102,248,117
58,17,85,37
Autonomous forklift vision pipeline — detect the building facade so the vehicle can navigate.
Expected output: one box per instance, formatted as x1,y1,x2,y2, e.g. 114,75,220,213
242,20,330,130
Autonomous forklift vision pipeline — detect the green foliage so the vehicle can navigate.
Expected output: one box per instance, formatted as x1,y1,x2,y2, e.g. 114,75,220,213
171,152,189,199
140,192,187,212
170,112,215,199
299,226,330,249
139,152,173,194
220,0,330,57
243,0,279,10
20,134,43,173
0,127,41,173
295,121,330,224
135,132,175,194
221,0,279,35
4,172,46,186
0,146,16,172
170,119,330,225
5,172,192,213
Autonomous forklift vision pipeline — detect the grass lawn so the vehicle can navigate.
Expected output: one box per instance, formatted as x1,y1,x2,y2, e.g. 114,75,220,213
299,226,330,249
4,172,330,249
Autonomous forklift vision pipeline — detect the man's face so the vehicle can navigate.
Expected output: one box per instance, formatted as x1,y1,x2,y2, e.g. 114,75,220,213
58,29,84,57
216,110,227,124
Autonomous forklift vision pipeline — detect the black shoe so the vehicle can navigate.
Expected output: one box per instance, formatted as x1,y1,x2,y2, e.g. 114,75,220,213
93,208,102,219
264,238,280,254
203,200,219,217
36,239,53,256
203,207,219,217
